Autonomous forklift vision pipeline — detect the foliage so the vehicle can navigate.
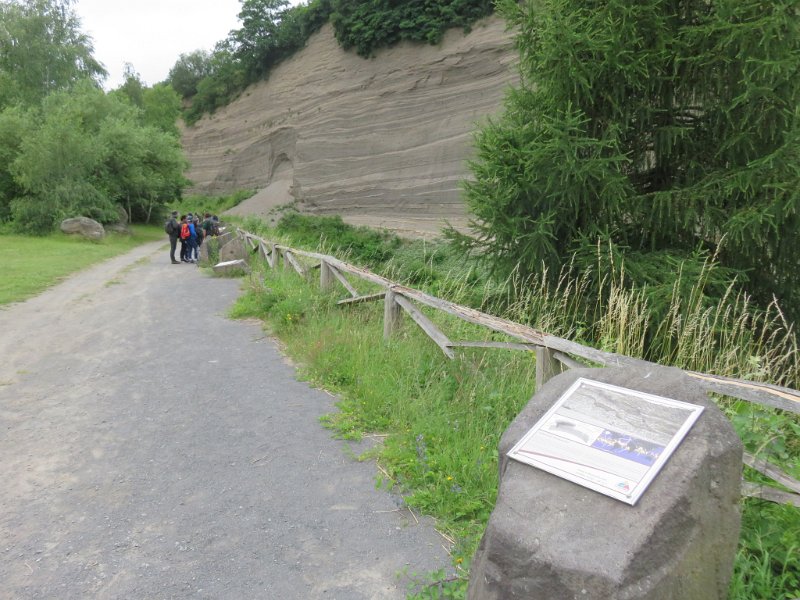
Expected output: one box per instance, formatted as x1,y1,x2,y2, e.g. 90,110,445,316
330,0,493,57
179,0,494,121
0,225,164,305
230,214,799,599
173,189,257,219
231,0,291,81
460,0,800,322
1,82,188,232
180,0,333,124
140,83,182,136
275,211,402,265
0,0,187,232
167,50,212,99
111,67,182,135
730,501,800,600
0,0,106,108
403,568,467,599
114,63,145,108
182,45,247,124
0,105,32,220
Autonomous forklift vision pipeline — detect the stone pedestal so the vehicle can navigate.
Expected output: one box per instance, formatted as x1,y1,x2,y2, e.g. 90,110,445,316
216,231,234,247
468,367,742,600
212,259,249,277
219,237,248,263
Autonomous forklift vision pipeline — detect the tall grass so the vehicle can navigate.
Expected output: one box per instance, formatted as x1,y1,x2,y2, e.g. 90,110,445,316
229,217,799,599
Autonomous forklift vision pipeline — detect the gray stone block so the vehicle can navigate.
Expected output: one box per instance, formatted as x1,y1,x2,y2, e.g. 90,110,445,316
216,231,235,247
60,217,105,241
468,366,742,600
212,259,249,277
199,239,209,263
219,237,248,263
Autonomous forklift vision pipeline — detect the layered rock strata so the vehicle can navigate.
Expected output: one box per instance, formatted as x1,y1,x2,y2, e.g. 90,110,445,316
181,17,517,237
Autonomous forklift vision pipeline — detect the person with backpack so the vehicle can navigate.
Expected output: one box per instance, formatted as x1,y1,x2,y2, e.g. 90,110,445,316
179,215,191,262
165,211,181,264
186,214,199,264
192,214,203,261
201,212,215,239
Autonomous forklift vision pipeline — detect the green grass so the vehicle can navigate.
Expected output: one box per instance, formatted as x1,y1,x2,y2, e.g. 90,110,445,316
0,225,164,305
169,189,256,221
229,216,800,599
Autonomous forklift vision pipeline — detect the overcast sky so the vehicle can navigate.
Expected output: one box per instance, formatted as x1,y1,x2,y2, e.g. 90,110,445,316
74,0,245,89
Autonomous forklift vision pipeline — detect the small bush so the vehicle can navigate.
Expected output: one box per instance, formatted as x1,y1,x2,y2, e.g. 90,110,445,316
276,211,402,266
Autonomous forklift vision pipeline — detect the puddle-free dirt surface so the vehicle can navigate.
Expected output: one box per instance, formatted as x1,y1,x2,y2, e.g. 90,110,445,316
0,241,451,599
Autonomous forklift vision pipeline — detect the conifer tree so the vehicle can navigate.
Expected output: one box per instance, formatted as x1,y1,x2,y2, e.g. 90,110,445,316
462,0,800,316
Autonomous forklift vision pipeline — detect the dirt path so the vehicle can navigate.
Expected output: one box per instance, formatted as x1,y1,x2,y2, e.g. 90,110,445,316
0,242,451,599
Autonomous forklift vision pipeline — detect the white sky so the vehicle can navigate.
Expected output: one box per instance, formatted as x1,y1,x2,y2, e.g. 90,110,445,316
75,0,244,89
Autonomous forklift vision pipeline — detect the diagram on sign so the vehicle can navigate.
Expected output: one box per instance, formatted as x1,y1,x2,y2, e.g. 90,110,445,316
507,378,704,505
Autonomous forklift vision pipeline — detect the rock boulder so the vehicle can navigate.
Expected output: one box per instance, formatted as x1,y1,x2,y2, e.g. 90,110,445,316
60,217,105,241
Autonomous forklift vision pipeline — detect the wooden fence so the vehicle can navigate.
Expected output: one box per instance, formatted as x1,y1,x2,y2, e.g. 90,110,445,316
234,229,800,507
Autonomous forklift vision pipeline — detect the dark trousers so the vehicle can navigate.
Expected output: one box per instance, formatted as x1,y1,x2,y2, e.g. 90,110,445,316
169,235,179,262
180,238,188,261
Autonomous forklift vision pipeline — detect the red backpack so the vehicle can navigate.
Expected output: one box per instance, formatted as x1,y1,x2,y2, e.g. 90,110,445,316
180,223,190,239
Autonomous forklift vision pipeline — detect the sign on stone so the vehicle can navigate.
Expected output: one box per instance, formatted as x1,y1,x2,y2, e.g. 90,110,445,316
507,378,704,505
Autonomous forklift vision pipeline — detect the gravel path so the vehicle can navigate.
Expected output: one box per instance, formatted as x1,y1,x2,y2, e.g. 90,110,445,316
0,241,451,599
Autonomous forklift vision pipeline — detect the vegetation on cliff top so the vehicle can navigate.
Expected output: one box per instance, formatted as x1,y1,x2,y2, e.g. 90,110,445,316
172,0,496,124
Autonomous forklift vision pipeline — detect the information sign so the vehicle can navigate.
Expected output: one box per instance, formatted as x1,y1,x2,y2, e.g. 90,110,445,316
507,378,704,505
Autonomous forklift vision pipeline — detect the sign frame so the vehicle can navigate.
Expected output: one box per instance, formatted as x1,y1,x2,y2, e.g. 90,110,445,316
507,377,704,505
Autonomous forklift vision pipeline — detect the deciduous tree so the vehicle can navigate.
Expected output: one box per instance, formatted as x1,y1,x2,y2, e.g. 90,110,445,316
0,0,105,108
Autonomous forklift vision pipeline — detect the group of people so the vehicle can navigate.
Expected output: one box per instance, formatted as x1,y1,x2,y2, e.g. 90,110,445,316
165,211,220,264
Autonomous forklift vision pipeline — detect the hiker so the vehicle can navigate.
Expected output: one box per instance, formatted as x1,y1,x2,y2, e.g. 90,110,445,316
201,212,215,239
186,214,199,263
179,215,190,262
192,214,203,261
165,210,180,264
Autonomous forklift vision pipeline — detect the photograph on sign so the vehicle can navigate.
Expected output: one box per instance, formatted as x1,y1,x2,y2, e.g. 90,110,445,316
507,378,704,505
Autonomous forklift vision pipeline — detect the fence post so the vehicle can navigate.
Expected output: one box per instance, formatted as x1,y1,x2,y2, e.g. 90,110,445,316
320,261,333,290
273,246,282,269
384,290,402,340
536,346,561,389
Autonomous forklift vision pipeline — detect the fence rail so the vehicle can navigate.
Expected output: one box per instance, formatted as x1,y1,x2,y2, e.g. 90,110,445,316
234,229,800,506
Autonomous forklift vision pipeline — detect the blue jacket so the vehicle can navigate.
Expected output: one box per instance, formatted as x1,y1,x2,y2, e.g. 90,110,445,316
188,222,197,239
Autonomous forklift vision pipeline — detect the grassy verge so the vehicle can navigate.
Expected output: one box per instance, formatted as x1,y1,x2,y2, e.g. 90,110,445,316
230,216,800,599
0,225,164,305
171,189,256,219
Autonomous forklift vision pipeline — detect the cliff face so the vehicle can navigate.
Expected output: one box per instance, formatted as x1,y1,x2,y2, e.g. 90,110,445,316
181,17,517,237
